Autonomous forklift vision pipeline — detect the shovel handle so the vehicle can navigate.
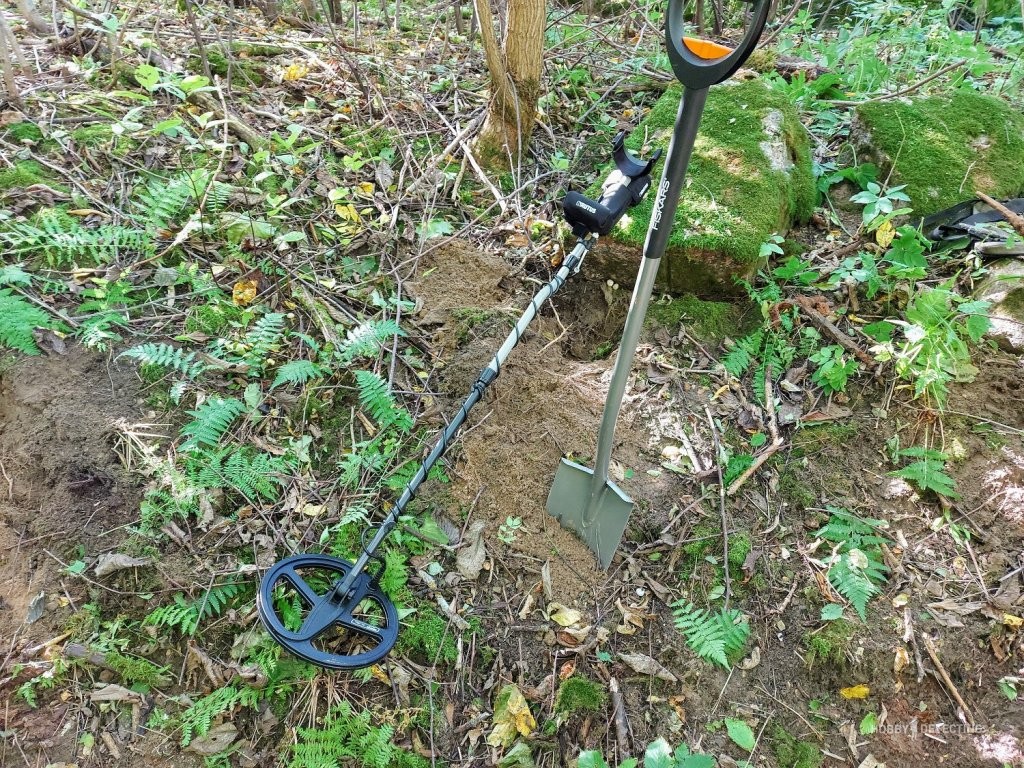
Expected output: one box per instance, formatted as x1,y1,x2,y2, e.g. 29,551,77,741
666,0,771,90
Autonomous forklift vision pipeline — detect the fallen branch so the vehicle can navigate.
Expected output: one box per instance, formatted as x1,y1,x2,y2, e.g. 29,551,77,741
975,191,1024,238
726,368,784,496
922,633,974,725
792,295,876,368
609,678,631,760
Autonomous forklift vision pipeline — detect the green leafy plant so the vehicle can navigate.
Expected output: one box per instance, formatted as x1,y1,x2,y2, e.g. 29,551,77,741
271,359,324,389
815,507,889,619
890,446,958,498
179,397,248,451
809,345,858,394
0,289,57,354
671,601,750,669
871,285,990,407
178,684,259,746
497,516,524,544
144,581,244,636
850,182,911,230
289,701,429,768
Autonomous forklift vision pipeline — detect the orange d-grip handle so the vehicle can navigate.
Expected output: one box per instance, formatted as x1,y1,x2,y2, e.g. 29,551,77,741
666,0,771,89
682,36,734,60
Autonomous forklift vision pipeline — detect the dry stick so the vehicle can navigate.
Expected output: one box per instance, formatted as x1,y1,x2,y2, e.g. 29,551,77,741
792,295,876,367
922,633,975,725
609,678,631,760
975,190,1024,238
727,368,784,496
703,405,731,610
402,110,485,196
827,58,969,107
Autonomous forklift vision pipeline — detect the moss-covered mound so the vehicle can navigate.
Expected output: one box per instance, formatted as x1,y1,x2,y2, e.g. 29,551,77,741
590,77,814,294
855,91,1024,216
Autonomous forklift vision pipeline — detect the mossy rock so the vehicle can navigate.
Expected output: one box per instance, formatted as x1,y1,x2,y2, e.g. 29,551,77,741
854,91,1024,216
588,77,814,295
646,293,755,341
974,258,1024,353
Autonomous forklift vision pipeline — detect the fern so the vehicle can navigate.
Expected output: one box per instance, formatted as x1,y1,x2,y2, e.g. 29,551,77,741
178,685,253,746
271,359,324,390
136,170,209,232
289,701,429,768
179,396,246,451
120,342,205,378
815,506,890,619
722,329,762,377
0,289,53,354
671,601,750,669
0,218,152,266
188,446,293,500
338,319,404,363
242,312,287,368
378,548,409,600
354,370,412,434
890,446,958,498
144,581,244,637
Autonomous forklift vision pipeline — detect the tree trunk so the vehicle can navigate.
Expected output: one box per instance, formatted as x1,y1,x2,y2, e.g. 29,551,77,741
473,0,544,168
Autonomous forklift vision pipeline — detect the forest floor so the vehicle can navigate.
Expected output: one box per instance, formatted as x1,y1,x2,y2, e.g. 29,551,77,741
1,2,1023,768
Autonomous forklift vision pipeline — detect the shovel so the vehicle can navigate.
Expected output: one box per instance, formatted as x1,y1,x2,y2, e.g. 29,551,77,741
546,0,771,569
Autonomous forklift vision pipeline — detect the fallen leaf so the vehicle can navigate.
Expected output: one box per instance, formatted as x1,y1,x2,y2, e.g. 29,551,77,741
894,647,910,675
558,661,575,680
739,645,761,670
184,723,237,756
93,553,151,578
486,685,536,747
840,684,870,700
281,62,310,81
875,219,895,248
90,684,143,703
546,603,582,627
1003,613,1023,629
618,652,678,682
857,755,885,768
456,521,487,580
232,278,258,306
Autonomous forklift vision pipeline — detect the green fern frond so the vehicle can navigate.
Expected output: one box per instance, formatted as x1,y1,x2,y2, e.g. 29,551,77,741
816,507,890,619
178,685,244,746
671,601,750,669
188,446,293,500
890,448,958,498
120,342,205,378
179,396,246,451
144,581,243,638
137,170,210,232
242,312,286,368
0,218,152,266
289,701,429,768
353,370,412,434
339,319,404,363
722,329,763,378
0,289,53,355
271,359,324,390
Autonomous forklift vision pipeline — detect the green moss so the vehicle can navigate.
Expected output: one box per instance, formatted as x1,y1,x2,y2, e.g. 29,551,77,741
185,303,242,335
771,725,823,768
778,468,817,510
396,606,458,665
856,92,1024,216
5,121,44,143
646,294,754,341
105,651,171,688
803,619,855,668
69,124,110,147
0,160,49,190
604,78,814,288
727,532,751,570
451,307,508,344
792,423,858,450
554,677,606,716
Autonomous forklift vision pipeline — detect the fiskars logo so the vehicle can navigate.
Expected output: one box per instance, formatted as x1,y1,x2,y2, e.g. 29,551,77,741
651,179,671,230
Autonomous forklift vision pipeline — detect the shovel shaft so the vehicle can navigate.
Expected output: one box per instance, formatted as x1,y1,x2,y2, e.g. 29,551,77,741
586,87,709,515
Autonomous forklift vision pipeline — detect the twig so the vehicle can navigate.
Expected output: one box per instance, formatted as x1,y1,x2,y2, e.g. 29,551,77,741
792,295,875,367
826,59,969,107
403,110,485,195
975,191,1024,238
704,405,731,610
727,368,784,496
609,677,631,761
922,633,974,725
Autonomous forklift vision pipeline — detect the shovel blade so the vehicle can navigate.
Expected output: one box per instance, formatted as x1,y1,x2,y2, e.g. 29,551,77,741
546,458,633,570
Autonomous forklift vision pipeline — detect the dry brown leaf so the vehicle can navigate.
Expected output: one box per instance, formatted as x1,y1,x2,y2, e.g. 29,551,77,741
618,652,678,682
456,521,487,580
93,553,151,578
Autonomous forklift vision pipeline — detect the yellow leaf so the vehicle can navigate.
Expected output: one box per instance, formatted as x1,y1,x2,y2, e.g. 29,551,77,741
1003,613,1023,629
875,220,895,248
894,647,910,675
232,278,258,306
840,684,870,700
357,181,375,197
370,665,390,685
335,203,361,222
546,603,582,627
282,62,310,81
67,208,107,217
486,685,536,747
